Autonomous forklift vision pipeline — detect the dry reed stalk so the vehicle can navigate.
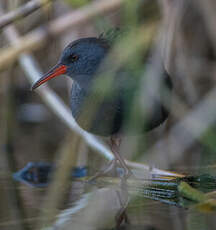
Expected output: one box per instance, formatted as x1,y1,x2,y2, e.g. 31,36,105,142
36,134,81,229
0,0,52,29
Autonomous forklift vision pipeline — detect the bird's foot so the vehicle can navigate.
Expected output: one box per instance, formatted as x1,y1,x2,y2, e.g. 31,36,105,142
119,165,133,179
87,159,133,184
87,159,117,183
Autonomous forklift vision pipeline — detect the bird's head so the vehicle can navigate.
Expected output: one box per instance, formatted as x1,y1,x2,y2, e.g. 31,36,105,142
32,37,109,90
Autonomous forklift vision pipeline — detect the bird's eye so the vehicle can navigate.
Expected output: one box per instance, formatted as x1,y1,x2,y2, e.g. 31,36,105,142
70,54,79,62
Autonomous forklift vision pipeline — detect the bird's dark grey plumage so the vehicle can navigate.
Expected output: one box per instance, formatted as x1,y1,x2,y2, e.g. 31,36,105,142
32,34,172,137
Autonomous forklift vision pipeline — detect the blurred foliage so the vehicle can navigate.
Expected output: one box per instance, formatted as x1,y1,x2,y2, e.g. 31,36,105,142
64,0,92,8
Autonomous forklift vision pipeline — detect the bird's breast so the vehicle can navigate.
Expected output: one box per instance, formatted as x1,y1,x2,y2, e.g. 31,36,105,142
70,82,124,136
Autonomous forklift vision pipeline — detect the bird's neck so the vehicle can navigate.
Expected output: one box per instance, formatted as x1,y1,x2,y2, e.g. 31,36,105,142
73,67,104,91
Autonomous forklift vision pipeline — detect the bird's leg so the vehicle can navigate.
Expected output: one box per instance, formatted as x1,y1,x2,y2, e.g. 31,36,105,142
110,136,132,178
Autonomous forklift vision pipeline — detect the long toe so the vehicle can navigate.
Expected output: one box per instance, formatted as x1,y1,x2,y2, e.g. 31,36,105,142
87,159,118,182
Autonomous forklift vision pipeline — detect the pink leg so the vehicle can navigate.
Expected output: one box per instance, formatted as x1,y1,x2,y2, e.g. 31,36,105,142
110,136,132,178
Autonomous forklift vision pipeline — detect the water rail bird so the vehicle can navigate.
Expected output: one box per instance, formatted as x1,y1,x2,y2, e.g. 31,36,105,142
32,33,172,178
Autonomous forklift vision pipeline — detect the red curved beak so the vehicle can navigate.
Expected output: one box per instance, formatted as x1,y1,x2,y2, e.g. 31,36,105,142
32,64,67,90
